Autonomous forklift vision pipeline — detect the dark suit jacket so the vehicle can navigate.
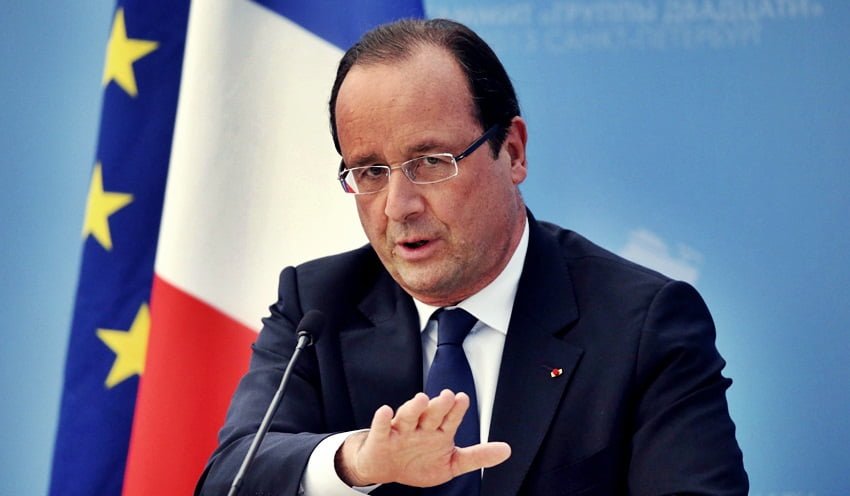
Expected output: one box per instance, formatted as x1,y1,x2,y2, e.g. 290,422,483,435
197,215,748,495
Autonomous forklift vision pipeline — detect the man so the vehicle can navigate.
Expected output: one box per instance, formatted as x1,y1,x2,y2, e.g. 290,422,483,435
197,19,747,495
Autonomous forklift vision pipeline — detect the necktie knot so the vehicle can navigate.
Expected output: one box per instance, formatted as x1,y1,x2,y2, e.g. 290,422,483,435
436,308,477,347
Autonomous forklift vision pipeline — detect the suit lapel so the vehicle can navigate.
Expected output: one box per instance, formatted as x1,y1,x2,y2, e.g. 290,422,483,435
482,217,583,496
338,269,423,428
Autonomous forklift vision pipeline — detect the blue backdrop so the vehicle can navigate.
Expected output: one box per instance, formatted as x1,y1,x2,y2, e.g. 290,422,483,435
2,1,847,494
425,2,850,494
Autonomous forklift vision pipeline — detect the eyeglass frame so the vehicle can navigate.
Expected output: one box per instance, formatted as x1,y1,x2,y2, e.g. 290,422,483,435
337,124,503,195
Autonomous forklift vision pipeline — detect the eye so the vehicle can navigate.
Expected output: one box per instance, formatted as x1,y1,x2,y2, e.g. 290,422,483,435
365,166,386,178
423,155,455,168
354,166,387,181
406,155,455,182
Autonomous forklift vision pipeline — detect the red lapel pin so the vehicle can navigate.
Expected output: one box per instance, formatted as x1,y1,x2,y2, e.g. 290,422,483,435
550,368,563,378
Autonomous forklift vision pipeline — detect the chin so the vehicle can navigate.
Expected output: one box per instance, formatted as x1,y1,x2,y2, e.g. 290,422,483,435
397,275,441,297
396,268,465,303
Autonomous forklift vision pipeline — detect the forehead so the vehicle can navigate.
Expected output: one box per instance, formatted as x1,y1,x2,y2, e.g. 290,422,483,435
334,45,478,161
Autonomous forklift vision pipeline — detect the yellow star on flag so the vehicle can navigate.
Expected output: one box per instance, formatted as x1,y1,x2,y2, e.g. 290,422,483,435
102,8,158,97
97,304,151,388
82,163,133,250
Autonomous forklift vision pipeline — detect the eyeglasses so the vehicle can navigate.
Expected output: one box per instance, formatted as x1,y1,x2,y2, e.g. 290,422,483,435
338,124,502,195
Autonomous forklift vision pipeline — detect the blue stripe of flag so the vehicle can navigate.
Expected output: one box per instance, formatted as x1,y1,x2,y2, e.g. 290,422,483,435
254,0,425,51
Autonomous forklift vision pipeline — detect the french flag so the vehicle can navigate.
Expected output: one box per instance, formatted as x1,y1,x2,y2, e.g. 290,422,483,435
51,1,423,495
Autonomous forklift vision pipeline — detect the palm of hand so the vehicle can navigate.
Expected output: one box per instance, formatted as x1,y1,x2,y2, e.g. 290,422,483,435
338,391,511,488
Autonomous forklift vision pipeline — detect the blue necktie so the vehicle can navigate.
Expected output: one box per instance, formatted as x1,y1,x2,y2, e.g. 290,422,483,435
424,308,480,495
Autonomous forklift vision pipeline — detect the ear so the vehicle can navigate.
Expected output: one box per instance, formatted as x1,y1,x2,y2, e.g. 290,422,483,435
504,116,528,185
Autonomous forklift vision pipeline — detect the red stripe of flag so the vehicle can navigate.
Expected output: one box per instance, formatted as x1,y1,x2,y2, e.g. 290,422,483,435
122,275,255,495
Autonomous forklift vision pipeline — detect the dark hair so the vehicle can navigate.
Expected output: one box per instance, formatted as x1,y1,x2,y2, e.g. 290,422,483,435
328,18,520,158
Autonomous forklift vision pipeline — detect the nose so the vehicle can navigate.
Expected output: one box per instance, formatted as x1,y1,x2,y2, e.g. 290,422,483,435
383,168,425,222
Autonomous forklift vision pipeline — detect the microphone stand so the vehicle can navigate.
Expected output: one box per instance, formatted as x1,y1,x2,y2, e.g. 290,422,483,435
227,330,314,496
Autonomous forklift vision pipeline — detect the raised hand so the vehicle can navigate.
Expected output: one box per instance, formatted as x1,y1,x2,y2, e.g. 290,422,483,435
335,390,511,487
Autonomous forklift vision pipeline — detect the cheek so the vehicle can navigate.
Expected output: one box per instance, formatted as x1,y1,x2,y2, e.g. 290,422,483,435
355,197,388,236
461,179,517,233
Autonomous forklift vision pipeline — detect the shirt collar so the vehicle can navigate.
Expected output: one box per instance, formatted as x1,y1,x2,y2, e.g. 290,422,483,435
412,216,529,334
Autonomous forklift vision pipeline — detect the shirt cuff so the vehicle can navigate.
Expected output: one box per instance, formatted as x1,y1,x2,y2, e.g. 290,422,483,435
301,430,380,495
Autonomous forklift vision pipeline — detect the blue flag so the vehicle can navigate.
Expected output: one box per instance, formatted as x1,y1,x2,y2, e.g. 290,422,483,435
49,1,190,494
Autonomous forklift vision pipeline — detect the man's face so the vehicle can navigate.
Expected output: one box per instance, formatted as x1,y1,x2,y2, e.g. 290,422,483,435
334,45,528,306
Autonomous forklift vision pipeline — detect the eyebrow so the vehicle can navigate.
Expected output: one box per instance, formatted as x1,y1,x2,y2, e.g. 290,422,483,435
405,140,446,157
345,153,383,169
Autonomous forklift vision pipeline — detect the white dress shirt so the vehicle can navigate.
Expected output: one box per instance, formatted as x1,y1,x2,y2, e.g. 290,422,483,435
302,219,529,495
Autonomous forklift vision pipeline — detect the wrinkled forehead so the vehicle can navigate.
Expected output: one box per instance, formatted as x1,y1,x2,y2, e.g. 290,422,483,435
334,46,479,161
337,45,474,119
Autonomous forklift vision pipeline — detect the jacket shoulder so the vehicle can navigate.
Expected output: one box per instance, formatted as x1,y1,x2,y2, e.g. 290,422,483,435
275,244,389,314
537,220,672,285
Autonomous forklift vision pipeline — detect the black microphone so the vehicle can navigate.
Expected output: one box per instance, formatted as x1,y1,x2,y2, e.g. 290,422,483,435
227,310,327,496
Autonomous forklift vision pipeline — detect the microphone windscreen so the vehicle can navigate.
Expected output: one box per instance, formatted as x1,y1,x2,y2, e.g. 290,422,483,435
296,310,327,345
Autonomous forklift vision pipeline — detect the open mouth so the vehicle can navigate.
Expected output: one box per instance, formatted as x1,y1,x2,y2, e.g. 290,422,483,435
403,240,429,249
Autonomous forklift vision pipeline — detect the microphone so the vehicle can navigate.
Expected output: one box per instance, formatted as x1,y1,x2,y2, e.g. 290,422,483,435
227,310,327,496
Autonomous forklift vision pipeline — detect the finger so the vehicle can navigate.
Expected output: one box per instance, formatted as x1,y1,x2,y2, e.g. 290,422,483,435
439,391,470,433
368,404,395,442
391,392,429,432
451,442,512,476
418,389,456,431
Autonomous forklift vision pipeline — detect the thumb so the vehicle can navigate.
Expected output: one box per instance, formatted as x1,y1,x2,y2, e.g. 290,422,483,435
451,442,511,476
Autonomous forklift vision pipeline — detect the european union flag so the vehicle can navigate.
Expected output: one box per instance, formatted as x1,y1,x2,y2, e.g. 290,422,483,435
49,2,190,494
